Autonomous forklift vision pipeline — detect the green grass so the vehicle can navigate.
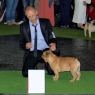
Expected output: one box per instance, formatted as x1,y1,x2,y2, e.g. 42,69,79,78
0,22,20,35
0,22,95,40
0,71,95,94
53,27,95,40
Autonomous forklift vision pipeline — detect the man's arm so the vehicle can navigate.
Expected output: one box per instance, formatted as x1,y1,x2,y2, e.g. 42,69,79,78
46,19,57,51
20,24,31,51
46,19,57,44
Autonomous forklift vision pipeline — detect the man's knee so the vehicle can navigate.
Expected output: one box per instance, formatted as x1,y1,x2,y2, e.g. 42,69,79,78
22,70,28,77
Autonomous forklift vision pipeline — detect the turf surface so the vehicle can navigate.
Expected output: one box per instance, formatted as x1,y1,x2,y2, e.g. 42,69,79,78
0,22,95,40
0,71,95,94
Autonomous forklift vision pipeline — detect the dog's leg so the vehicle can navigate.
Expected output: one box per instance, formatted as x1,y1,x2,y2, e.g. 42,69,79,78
84,29,87,36
70,70,77,82
88,31,91,37
76,67,81,80
53,70,59,81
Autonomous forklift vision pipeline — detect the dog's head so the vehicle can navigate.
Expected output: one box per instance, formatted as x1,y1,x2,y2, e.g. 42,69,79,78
42,50,54,63
90,20,95,25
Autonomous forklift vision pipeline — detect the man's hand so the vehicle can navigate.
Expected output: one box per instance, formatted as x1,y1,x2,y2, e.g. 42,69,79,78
83,1,87,6
26,42,32,49
49,43,56,51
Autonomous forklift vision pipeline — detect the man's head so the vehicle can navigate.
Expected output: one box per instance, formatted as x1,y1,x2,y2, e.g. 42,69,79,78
25,6,38,24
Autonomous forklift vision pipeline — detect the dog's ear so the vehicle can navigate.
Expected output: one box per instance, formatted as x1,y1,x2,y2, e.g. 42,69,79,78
48,49,52,53
46,51,50,56
91,20,95,23
91,20,94,23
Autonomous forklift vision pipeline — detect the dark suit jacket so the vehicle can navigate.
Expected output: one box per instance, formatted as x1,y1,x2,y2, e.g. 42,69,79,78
20,18,57,64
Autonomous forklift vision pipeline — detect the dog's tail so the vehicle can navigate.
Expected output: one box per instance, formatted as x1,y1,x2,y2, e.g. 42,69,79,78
76,61,81,80
77,61,80,72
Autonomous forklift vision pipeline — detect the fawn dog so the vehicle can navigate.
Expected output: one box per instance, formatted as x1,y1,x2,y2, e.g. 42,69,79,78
42,50,81,82
84,20,95,37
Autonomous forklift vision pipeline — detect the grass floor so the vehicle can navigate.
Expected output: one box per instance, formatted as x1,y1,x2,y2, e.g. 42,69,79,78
0,22,95,40
0,71,95,94
53,27,95,40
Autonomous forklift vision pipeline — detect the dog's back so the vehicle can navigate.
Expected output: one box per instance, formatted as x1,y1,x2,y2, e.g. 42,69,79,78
56,57,80,72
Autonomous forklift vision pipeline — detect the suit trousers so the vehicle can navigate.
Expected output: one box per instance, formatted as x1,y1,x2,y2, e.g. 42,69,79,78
22,49,60,77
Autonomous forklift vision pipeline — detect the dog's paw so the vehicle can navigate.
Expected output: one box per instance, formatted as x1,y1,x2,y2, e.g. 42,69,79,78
70,80,74,82
53,77,58,81
76,78,80,81
53,76,56,79
53,78,58,81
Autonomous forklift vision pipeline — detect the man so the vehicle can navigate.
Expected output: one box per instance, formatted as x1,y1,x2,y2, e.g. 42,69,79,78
34,0,39,11
72,0,91,29
59,0,71,28
5,0,19,25
17,0,39,24
20,6,60,77
18,0,35,24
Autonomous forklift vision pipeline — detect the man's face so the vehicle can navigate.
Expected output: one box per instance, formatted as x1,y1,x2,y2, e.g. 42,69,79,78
25,10,37,24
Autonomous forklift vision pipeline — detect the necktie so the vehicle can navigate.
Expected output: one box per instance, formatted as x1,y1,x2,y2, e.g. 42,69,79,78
33,25,37,57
